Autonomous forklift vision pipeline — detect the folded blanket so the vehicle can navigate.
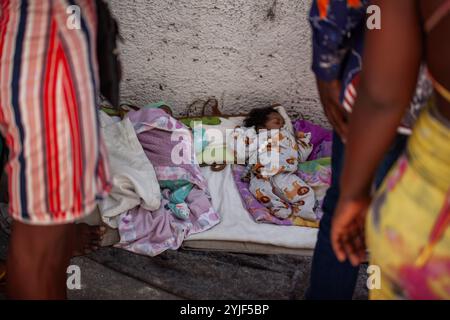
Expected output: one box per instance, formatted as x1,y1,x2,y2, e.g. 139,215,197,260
98,112,161,228
117,109,220,256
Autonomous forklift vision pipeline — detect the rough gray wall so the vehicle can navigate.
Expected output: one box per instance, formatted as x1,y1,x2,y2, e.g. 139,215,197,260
108,0,326,125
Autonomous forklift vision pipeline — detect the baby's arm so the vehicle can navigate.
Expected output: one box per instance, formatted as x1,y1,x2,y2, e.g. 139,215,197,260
240,162,253,182
296,131,313,162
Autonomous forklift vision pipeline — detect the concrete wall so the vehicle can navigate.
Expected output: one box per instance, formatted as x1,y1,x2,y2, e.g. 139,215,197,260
108,0,326,125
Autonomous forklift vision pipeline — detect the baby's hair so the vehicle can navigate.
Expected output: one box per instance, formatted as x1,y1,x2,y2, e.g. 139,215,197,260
244,106,279,129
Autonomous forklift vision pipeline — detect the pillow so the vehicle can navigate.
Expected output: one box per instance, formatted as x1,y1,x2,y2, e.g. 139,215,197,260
198,145,235,165
180,116,222,128
193,117,245,165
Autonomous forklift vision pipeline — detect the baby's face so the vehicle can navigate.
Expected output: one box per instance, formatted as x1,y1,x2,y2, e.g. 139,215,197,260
264,112,285,130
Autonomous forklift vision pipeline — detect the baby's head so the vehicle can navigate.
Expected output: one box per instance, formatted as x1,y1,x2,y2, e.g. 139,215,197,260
244,107,285,131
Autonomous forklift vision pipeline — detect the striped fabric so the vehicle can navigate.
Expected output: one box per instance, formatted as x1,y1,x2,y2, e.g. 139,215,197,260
0,0,110,225
342,78,357,114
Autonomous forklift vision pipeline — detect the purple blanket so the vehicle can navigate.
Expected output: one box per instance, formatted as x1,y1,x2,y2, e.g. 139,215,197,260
293,120,332,160
116,109,220,256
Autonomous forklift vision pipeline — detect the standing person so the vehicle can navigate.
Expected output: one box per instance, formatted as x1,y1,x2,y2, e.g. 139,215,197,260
0,134,6,289
306,0,431,299
0,0,111,299
331,0,450,299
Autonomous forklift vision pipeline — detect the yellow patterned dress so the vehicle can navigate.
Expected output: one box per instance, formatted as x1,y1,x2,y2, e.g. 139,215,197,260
366,104,450,300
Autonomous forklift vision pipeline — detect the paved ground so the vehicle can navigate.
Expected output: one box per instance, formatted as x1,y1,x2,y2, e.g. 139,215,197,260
0,230,368,300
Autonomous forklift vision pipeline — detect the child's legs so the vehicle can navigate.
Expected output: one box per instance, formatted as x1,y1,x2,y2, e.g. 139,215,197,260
185,187,215,217
6,221,74,299
160,180,193,220
167,186,212,221
249,176,291,219
272,173,316,220
160,180,193,204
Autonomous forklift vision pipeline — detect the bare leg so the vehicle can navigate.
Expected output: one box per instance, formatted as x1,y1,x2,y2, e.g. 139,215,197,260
72,223,106,256
6,221,74,299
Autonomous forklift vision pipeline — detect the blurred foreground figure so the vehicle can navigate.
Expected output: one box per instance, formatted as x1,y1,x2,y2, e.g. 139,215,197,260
0,0,111,299
332,0,450,299
306,0,433,299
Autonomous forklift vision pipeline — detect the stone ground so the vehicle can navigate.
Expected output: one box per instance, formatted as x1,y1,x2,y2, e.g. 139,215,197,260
0,229,368,300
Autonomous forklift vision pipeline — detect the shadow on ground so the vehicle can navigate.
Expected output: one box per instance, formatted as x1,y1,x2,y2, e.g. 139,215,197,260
0,231,368,300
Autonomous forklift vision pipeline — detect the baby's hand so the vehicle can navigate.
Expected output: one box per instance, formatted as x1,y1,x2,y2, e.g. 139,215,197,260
296,131,306,139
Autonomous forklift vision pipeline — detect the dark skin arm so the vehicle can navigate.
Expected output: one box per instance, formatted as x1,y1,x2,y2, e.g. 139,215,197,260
331,0,423,266
316,79,349,142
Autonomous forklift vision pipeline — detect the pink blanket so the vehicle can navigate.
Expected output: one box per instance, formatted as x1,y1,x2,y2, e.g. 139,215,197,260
116,109,220,256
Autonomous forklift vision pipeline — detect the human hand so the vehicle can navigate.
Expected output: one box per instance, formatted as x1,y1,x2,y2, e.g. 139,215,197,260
295,131,306,139
316,79,349,142
331,195,371,266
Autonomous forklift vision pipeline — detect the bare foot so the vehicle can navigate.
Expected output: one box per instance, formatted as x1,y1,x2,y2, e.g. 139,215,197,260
0,224,106,292
72,224,106,257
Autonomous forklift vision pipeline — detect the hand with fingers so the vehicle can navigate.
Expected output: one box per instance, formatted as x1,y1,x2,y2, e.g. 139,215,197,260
316,79,349,143
331,196,371,266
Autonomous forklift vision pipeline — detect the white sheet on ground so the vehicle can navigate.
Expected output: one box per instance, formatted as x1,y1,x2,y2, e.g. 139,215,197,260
186,165,318,250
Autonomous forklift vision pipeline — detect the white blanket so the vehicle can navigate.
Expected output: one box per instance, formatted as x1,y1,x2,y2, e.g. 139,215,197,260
186,165,318,250
99,112,161,228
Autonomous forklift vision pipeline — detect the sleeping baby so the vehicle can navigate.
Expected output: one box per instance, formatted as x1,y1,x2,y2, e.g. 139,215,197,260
233,106,316,221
